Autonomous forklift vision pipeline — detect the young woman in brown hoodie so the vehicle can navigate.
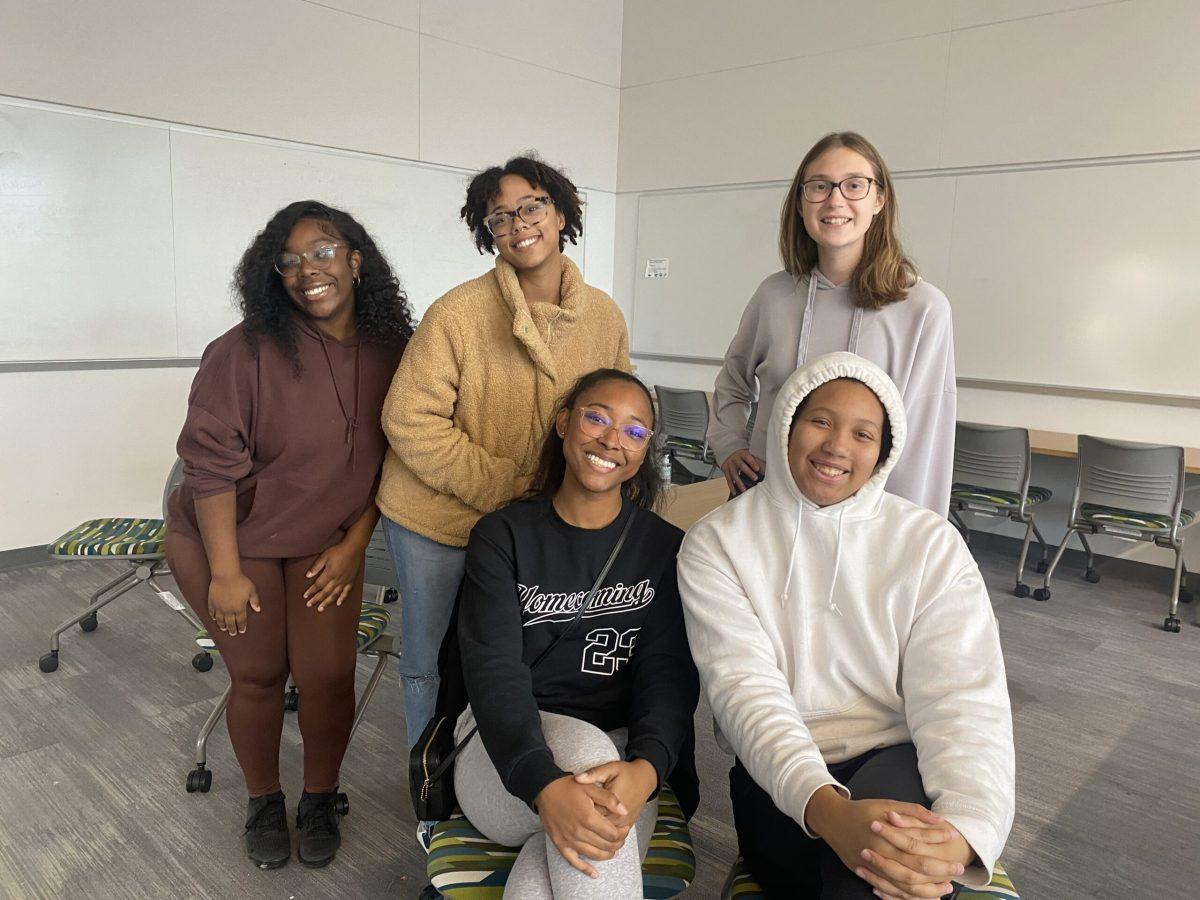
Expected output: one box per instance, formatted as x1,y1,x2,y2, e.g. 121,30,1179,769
166,201,414,870
375,155,630,847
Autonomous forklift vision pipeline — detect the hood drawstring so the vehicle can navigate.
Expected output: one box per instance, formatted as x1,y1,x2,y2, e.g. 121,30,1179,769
826,507,846,617
796,273,865,369
779,502,804,606
315,328,361,471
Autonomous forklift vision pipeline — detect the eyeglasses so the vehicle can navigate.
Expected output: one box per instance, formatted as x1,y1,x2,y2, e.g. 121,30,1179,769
576,407,654,452
274,242,346,277
800,177,878,203
483,196,553,237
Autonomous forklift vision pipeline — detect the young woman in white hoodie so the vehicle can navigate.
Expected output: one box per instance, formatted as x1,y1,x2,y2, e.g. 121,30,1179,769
679,352,1013,900
708,132,955,515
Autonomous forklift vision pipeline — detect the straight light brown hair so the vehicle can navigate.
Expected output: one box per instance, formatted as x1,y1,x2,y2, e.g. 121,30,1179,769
778,131,917,310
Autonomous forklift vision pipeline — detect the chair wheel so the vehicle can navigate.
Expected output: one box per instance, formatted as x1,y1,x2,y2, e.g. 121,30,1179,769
79,612,98,633
1035,559,1049,574
383,588,399,604
38,652,59,673
1180,587,1194,604
1013,583,1030,598
192,652,214,672
1084,568,1100,584
1033,588,1051,602
1163,616,1182,633
283,687,299,712
335,792,349,815
185,767,212,793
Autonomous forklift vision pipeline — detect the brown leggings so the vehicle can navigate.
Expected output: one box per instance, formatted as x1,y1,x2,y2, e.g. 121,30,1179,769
167,531,363,797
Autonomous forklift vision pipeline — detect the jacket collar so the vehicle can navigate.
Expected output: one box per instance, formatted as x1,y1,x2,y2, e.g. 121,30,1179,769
494,254,586,378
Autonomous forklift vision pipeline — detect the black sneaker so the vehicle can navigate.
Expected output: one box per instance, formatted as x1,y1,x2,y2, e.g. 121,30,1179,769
296,790,341,868
244,791,290,869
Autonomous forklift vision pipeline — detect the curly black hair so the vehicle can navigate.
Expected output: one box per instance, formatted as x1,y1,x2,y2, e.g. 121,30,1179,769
234,200,416,368
525,369,665,512
460,154,584,255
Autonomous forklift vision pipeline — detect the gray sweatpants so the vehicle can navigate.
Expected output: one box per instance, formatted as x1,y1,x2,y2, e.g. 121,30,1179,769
453,709,658,899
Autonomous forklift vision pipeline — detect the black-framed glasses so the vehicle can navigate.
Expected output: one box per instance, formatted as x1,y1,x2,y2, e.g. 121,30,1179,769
576,407,654,452
801,177,878,203
274,242,346,277
483,196,553,237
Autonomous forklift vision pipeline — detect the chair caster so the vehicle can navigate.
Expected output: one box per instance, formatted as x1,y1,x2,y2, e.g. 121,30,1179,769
1013,583,1030,599
1084,568,1100,584
185,765,213,793
38,651,59,673
1033,588,1051,602
383,588,399,604
79,612,98,633
1163,616,1182,633
1180,587,1194,604
1035,559,1049,574
191,652,214,672
335,792,349,815
283,687,299,712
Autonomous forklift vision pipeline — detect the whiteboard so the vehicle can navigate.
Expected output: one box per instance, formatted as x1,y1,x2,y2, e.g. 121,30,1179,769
0,99,586,361
631,163,1200,399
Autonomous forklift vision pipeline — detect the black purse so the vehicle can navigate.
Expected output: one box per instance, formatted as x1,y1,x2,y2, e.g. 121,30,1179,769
409,512,635,821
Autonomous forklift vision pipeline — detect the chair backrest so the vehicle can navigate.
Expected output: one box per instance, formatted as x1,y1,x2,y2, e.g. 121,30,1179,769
654,386,710,442
1074,435,1185,520
363,522,400,591
953,423,1031,497
161,458,186,522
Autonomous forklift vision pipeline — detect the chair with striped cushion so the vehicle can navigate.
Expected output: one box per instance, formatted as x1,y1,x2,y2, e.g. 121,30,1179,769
184,600,397,793
38,459,214,674
426,786,695,899
719,856,1020,899
949,423,1053,599
1037,435,1195,631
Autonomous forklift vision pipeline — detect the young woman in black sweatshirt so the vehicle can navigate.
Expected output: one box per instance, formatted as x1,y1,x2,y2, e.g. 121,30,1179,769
454,368,699,898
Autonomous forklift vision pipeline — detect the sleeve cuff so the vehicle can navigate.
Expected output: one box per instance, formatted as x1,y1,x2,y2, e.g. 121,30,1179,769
508,749,569,809
188,482,237,500
936,810,1002,888
777,762,848,839
625,738,670,795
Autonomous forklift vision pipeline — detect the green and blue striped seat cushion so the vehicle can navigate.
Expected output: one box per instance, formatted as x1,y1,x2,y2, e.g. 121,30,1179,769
427,786,694,899
951,484,1052,509
721,856,1018,899
663,436,715,461
1078,503,1195,532
49,517,166,558
194,601,389,655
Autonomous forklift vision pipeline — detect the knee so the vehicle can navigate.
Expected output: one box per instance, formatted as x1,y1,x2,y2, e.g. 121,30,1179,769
232,658,289,694
539,713,621,774
292,652,357,694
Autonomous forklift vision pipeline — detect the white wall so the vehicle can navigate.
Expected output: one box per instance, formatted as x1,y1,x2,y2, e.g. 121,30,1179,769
617,0,1200,569
0,0,623,551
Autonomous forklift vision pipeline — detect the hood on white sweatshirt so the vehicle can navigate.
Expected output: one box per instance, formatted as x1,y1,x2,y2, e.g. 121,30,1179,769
762,351,907,611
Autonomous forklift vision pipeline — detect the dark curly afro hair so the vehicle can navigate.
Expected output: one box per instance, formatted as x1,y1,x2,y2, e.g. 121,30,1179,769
460,153,584,255
234,200,416,368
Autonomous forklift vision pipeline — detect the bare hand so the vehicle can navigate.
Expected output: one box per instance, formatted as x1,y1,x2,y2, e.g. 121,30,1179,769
574,758,658,828
805,788,960,899
536,776,631,878
721,448,764,495
207,572,260,635
865,811,974,900
304,540,363,612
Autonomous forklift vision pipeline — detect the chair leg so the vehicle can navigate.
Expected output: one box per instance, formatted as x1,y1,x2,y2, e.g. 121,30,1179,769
1036,531,1076,601
1163,543,1185,633
47,564,144,653
349,649,392,740
186,682,230,793
1031,520,1049,572
949,509,970,545
1079,533,1099,582
1013,517,1034,597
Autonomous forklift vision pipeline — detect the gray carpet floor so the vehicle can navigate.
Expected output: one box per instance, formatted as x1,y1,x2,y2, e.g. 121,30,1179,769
0,535,1197,899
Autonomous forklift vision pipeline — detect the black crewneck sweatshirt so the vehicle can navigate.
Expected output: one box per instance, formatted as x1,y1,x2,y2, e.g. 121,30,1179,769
458,495,699,808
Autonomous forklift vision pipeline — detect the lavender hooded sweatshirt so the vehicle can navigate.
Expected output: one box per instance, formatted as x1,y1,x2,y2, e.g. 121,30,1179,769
707,269,956,514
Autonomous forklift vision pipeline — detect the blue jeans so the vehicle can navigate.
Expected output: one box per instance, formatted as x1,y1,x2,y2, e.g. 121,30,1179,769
382,516,467,750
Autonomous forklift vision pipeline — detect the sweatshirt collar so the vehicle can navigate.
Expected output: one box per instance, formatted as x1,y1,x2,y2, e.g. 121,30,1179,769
294,314,361,347
494,254,585,378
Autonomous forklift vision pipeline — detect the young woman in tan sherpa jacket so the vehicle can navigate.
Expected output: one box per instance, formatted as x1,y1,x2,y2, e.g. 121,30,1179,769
377,156,630,824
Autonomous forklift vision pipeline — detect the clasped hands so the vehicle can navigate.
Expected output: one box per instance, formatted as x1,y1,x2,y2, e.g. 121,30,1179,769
806,785,975,900
534,758,657,879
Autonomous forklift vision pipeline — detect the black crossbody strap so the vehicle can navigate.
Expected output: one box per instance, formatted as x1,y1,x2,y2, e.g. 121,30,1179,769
430,510,636,782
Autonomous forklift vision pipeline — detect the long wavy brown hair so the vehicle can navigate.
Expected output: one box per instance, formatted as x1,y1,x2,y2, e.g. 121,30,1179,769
778,132,917,310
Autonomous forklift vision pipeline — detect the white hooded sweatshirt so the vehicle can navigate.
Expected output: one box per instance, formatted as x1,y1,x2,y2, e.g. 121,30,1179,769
678,351,1013,887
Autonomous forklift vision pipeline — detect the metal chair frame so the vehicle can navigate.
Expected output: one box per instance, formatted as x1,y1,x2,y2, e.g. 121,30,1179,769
40,459,211,673
1036,435,1193,632
949,424,1050,598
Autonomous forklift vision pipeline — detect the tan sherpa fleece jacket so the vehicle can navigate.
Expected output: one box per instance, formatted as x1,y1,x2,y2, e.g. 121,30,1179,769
378,254,630,546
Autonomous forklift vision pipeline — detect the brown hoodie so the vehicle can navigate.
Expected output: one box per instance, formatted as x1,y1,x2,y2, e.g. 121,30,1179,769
168,318,403,558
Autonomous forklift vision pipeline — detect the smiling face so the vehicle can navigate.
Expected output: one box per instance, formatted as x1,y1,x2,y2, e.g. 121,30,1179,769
787,378,887,507
799,146,885,265
555,378,654,499
487,174,566,273
279,218,362,329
